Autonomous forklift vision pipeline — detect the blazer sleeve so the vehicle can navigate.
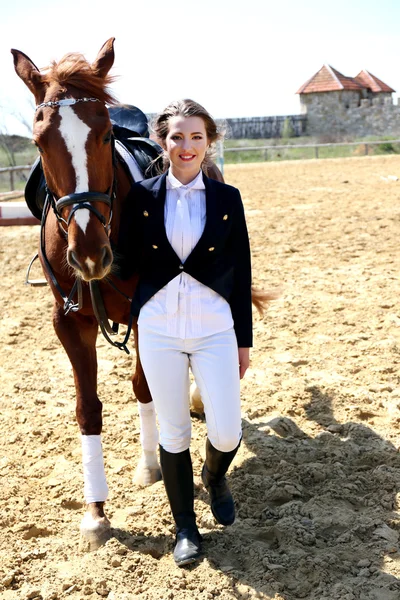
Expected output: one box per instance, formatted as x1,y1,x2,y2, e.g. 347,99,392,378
115,185,142,280
229,190,253,347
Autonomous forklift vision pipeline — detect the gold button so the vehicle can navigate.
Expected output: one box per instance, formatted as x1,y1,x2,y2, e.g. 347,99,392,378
223,214,228,220
208,247,215,252
152,244,158,249
143,210,149,217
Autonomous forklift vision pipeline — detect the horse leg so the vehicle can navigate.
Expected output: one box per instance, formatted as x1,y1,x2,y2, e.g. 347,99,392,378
52,303,111,551
190,381,205,419
131,321,162,486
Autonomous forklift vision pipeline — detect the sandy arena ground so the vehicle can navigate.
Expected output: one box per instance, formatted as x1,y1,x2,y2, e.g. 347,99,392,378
1,156,400,600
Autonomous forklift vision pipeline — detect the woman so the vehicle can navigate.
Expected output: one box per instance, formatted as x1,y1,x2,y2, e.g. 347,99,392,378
119,99,252,566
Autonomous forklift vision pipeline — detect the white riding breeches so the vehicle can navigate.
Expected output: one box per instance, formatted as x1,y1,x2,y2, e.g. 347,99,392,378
138,327,242,454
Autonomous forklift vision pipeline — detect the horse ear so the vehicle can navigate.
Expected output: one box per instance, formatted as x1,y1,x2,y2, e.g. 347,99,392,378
11,49,46,103
92,37,115,79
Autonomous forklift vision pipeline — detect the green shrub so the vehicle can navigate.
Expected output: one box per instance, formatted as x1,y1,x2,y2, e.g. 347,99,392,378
282,118,295,139
375,142,398,154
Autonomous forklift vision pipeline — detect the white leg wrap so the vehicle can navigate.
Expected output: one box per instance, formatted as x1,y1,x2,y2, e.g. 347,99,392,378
81,435,109,504
137,401,159,452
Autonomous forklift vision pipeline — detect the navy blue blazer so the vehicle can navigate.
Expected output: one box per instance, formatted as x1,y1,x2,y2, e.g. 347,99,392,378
117,172,253,347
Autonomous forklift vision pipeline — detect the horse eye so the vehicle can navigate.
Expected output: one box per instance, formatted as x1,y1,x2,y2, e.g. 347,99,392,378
103,131,112,144
33,141,43,154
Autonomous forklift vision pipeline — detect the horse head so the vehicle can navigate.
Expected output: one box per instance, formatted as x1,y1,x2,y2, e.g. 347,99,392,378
11,38,117,281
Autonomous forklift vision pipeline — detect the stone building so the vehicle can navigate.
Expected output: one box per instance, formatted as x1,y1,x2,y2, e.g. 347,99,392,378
297,64,399,137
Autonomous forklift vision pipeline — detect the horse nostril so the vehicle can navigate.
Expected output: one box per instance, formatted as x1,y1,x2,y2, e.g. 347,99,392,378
67,249,82,270
101,245,113,270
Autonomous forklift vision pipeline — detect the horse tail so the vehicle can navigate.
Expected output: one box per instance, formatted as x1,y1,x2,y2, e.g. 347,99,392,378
251,285,281,316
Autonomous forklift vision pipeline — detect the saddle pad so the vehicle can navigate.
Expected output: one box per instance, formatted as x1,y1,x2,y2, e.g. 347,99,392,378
115,140,144,182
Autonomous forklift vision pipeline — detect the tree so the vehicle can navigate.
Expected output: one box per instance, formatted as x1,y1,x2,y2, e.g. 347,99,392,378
0,99,34,166
282,117,295,139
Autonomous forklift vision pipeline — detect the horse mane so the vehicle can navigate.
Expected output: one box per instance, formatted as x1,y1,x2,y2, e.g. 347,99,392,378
42,52,117,105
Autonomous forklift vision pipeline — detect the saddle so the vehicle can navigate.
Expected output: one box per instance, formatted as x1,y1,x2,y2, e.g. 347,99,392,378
24,104,162,220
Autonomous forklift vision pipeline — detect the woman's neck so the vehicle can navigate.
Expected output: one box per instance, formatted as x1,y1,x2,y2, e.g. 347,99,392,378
169,166,201,186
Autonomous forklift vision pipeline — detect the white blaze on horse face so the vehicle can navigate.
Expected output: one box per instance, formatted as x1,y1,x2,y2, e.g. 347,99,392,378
59,106,91,233
85,257,96,275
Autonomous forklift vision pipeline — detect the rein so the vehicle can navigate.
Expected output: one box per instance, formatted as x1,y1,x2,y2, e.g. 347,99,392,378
34,96,133,353
40,194,83,314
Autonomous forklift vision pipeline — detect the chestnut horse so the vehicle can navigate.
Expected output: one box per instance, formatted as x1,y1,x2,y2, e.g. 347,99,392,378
12,38,272,551
11,38,166,550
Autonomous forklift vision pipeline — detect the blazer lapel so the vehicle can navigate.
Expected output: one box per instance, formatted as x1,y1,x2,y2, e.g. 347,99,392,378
149,173,181,263
149,172,219,267
151,171,167,229
184,174,217,268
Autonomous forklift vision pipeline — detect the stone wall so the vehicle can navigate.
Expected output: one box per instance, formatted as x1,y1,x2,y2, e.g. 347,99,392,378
301,91,400,137
224,115,307,139
147,94,400,139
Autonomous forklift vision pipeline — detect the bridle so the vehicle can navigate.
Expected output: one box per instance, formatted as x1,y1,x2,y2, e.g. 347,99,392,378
50,190,113,235
33,96,133,353
37,97,115,236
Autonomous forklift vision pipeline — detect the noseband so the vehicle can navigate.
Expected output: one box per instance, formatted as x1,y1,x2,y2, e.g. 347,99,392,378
36,97,115,234
53,191,113,232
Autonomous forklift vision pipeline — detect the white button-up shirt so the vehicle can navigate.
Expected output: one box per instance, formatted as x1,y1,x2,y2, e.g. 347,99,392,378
138,169,233,339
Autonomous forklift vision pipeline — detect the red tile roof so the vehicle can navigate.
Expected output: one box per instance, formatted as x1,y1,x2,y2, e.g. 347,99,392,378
354,70,395,93
297,65,365,94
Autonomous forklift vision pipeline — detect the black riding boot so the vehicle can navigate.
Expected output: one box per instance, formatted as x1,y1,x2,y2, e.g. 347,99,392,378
159,446,202,566
201,438,240,526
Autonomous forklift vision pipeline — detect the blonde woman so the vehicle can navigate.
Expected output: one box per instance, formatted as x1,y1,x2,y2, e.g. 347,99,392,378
119,99,252,566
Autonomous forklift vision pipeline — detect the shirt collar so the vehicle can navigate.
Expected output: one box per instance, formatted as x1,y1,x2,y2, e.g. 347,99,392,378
166,169,205,191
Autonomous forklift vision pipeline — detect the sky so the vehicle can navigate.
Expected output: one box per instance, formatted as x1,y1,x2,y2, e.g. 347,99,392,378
1,0,400,136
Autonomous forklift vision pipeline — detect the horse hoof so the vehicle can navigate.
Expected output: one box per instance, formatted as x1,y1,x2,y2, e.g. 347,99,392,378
133,451,162,487
79,512,111,552
133,462,162,487
190,382,205,420
190,382,204,412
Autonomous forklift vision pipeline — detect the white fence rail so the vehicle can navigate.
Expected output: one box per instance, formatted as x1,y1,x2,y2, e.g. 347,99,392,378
221,139,400,161
2,139,400,192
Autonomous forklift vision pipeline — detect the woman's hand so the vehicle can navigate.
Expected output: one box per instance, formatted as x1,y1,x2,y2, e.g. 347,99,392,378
238,347,250,379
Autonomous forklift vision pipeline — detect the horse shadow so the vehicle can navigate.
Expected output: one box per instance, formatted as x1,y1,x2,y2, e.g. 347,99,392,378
106,387,400,599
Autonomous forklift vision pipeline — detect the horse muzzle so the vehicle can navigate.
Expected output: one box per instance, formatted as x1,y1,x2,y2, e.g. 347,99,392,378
67,244,114,281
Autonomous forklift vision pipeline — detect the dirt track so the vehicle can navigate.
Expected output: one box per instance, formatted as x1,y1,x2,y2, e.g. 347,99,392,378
1,156,400,600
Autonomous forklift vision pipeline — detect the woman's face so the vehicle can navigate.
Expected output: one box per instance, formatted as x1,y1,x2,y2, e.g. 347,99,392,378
164,115,209,184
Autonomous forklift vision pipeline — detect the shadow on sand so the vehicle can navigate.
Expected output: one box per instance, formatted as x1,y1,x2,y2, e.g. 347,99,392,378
111,387,400,600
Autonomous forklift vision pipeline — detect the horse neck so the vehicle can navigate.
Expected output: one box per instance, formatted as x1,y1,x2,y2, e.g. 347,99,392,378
109,159,133,245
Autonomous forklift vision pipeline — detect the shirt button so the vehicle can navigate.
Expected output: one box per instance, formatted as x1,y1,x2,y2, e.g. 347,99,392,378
208,247,215,252
223,214,228,220
152,244,158,249
179,264,184,270
143,210,149,217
